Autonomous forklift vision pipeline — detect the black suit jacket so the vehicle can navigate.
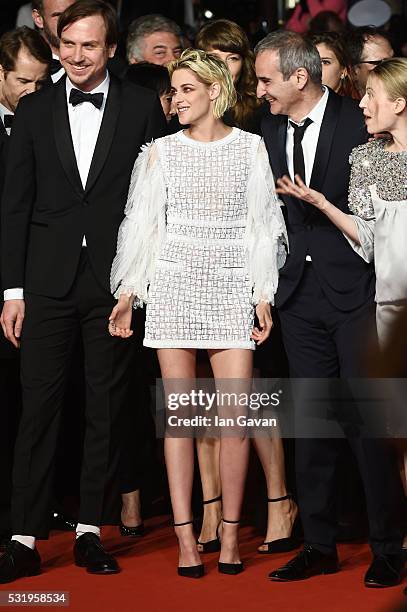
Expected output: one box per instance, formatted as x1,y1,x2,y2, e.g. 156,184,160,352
262,90,375,311
0,120,17,359
1,74,167,298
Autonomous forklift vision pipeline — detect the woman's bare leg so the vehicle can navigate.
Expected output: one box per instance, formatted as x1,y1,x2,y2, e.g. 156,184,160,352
252,436,297,551
158,348,201,568
196,437,222,550
208,348,252,565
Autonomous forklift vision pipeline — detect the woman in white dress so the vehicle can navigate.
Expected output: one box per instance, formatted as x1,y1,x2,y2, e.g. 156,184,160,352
109,49,287,578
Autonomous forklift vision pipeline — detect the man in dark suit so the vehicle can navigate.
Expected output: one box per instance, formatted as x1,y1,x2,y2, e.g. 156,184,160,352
255,30,404,588
0,0,166,583
0,25,51,549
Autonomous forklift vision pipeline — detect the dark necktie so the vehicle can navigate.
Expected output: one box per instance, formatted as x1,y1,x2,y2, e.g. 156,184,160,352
289,117,312,182
50,58,62,75
3,114,13,129
69,88,104,110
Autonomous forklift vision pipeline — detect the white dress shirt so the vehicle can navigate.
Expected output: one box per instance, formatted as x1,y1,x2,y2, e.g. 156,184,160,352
286,86,329,186
0,102,13,136
51,53,65,84
4,73,109,301
285,86,329,262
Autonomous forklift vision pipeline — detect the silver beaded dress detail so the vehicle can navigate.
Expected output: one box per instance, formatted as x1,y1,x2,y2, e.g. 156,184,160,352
110,128,287,349
345,138,407,344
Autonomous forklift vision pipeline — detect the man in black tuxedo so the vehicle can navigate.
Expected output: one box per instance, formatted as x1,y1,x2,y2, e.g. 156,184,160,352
255,30,404,588
0,0,166,583
0,26,51,549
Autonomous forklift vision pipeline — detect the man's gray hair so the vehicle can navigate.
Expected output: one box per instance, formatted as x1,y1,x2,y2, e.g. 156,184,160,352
255,30,322,85
126,14,181,62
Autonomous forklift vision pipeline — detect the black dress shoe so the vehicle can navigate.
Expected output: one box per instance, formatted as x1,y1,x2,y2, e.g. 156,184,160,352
119,522,145,538
0,541,41,584
74,533,120,574
51,512,77,532
364,554,404,588
269,545,339,581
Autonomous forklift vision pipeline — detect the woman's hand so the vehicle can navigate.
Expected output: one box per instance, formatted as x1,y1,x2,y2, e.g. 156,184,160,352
276,174,327,210
108,295,134,339
251,302,273,345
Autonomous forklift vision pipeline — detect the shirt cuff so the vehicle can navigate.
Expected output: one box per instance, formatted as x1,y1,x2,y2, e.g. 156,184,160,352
4,288,24,300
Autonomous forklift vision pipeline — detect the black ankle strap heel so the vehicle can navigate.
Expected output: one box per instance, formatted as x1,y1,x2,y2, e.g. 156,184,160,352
173,520,205,579
258,494,301,555
218,518,244,575
197,495,222,554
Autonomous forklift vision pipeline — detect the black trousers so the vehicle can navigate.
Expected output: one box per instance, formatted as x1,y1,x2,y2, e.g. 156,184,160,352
278,264,404,555
12,250,134,538
0,355,21,535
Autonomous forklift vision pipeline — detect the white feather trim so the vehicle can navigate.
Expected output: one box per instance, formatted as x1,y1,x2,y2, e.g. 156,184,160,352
110,141,166,307
245,141,288,306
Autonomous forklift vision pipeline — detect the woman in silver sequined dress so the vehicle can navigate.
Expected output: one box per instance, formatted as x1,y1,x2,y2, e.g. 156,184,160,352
109,50,287,577
275,58,407,348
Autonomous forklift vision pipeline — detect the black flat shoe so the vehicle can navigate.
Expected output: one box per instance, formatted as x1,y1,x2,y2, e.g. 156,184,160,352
74,533,120,574
258,495,302,554
364,554,404,588
197,495,222,553
119,522,145,538
174,520,204,579
0,541,41,584
218,518,244,575
269,545,339,581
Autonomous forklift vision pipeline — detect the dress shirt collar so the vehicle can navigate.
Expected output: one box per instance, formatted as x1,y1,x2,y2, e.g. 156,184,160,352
0,102,13,131
288,86,329,128
66,72,110,111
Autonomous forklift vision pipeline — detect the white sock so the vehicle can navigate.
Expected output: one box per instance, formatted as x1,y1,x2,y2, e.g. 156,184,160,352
11,535,36,550
75,523,100,539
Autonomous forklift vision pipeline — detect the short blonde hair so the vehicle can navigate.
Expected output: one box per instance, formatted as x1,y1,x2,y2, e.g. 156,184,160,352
369,57,407,101
167,48,237,119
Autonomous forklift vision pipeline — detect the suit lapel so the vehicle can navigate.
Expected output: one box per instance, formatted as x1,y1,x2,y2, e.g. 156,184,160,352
84,76,121,194
0,119,7,138
263,114,288,181
52,76,84,197
309,90,341,192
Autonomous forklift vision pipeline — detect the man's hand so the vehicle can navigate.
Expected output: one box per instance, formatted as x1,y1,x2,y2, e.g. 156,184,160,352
0,299,25,348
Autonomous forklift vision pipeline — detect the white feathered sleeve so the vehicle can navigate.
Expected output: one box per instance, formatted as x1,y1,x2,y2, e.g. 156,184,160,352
110,142,166,308
246,140,288,306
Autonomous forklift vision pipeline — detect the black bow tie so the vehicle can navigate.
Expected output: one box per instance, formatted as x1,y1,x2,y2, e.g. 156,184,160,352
69,88,104,110
3,114,13,129
50,58,63,75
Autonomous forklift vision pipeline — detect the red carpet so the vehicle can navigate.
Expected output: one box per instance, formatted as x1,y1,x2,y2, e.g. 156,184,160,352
1,517,405,612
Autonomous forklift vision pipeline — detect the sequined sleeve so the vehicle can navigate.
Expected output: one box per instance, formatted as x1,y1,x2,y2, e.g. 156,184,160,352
348,143,378,220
